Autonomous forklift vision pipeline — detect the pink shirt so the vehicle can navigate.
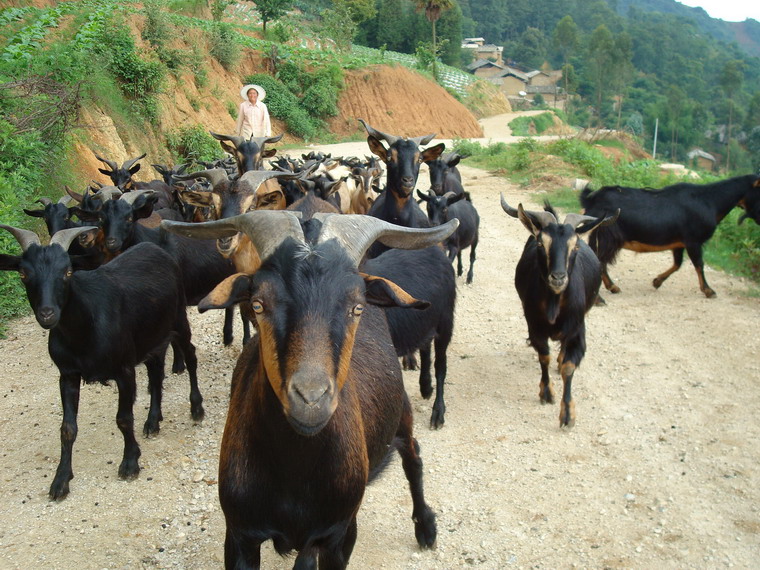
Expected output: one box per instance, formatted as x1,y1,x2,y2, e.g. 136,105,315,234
236,100,271,138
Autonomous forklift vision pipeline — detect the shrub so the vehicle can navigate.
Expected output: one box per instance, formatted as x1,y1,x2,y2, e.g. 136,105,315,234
244,73,321,140
208,22,239,70
166,124,224,168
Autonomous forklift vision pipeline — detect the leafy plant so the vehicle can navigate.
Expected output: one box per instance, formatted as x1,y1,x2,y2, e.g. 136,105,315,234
208,22,239,70
166,124,224,168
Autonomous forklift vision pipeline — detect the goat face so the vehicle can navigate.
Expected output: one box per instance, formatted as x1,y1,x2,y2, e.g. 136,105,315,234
418,191,465,227
368,137,444,197
247,240,369,435
425,154,460,195
99,194,158,254
24,202,72,236
15,244,72,329
531,223,579,294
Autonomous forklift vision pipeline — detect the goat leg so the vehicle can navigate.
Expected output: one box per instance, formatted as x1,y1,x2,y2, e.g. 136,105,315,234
653,248,684,290
397,394,437,548
417,344,432,399
537,351,554,405
115,369,141,480
559,361,577,428
684,244,716,298
466,239,477,284
430,337,448,429
601,267,621,294
50,373,81,500
143,354,165,437
224,529,262,568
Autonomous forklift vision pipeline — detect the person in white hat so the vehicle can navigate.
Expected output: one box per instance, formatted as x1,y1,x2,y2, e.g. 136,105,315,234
235,84,272,138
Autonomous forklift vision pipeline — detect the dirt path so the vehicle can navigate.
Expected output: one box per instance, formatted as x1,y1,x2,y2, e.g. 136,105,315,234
1,130,759,569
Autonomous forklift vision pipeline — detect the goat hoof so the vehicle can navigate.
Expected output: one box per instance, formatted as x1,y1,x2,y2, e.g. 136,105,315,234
191,405,205,423
559,401,576,428
402,354,419,371
172,361,186,374
429,407,445,429
49,476,72,501
419,380,433,400
652,278,663,289
143,420,161,438
118,460,140,480
413,507,437,549
539,385,554,405
704,288,716,298
609,285,621,294
594,295,607,306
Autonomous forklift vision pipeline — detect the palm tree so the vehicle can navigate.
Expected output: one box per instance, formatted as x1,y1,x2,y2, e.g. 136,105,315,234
414,0,455,78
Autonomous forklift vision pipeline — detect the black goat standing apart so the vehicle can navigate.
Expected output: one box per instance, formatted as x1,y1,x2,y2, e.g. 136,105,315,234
162,211,458,568
501,196,617,427
417,189,480,284
579,174,760,298
0,226,203,500
424,151,465,197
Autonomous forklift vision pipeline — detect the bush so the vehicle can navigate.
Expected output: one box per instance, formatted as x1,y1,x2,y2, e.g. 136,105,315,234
208,22,239,70
166,124,224,168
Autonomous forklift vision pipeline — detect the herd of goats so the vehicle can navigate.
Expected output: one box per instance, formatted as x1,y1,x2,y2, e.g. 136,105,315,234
1,118,759,568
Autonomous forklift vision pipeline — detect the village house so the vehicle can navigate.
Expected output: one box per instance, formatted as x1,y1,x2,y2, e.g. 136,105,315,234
687,149,717,172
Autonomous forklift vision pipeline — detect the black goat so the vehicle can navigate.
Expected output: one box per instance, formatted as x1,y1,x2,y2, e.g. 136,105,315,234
360,120,457,428
162,212,457,567
94,152,174,210
501,197,617,427
0,226,203,499
424,151,465,197
209,132,282,174
362,119,442,257
418,189,480,284
74,190,239,359
579,174,760,298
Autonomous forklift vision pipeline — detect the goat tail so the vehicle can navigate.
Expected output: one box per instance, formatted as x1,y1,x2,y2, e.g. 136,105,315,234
587,222,624,266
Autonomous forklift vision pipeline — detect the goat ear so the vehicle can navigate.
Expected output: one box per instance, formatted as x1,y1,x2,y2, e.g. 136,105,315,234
517,204,541,236
447,154,461,167
97,168,111,176
262,149,277,159
0,254,21,271
198,273,253,312
23,209,45,218
132,194,158,220
366,137,388,163
360,273,430,309
416,189,431,202
129,163,141,175
218,140,236,156
447,192,466,205
421,143,445,163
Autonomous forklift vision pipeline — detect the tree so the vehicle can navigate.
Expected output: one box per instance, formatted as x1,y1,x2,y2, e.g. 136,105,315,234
720,59,745,172
513,27,547,70
553,16,578,101
413,0,455,78
252,0,294,34
610,31,634,129
587,25,614,127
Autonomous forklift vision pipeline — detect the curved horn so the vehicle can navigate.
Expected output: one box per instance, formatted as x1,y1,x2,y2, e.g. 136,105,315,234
313,213,459,266
238,170,301,191
36,197,53,206
563,213,600,229
91,186,123,201
161,211,304,263
501,194,556,228
64,185,84,203
93,152,117,171
358,118,399,145
122,153,147,171
500,193,519,218
57,195,73,206
209,131,244,149
175,168,229,188
49,226,98,251
253,134,284,147
0,224,41,251
411,133,437,146
120,189,155,205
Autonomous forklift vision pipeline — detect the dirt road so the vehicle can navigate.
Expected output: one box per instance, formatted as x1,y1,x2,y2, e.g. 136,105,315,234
1,134,759,569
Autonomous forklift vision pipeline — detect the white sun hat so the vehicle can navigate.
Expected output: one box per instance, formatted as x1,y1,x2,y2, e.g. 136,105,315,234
240,84,266,101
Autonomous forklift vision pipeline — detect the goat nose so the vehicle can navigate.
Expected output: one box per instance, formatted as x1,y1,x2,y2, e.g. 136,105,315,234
550,272,567,282
295,382,329,407
105,237,118,249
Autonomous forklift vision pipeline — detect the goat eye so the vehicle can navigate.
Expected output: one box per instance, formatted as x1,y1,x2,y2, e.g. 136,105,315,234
64,269,73,280
351,304,364,317
251,300,264,314
18,269,28,280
